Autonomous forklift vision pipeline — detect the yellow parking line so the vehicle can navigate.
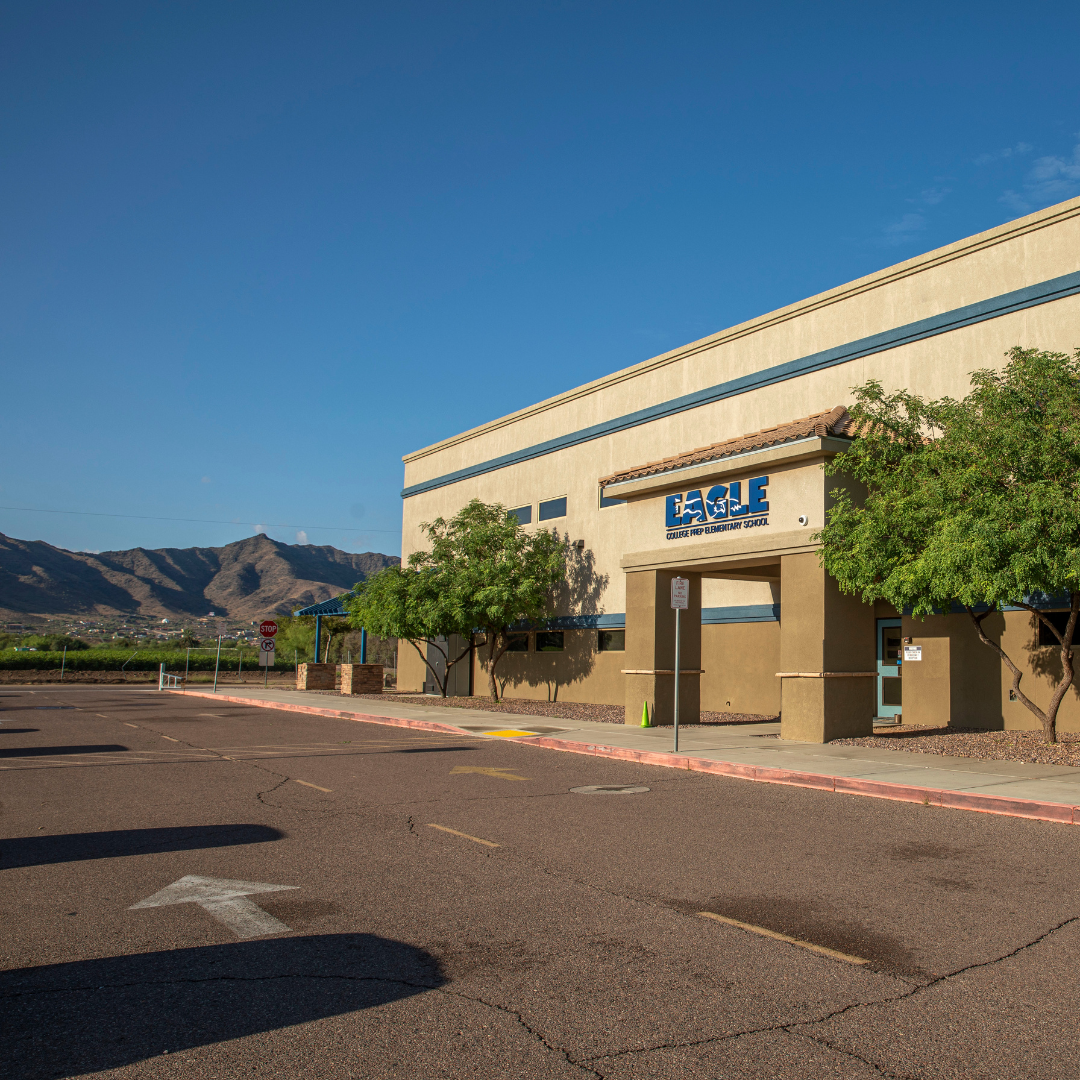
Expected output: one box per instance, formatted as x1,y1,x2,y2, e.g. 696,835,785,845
698,912,868,965
426,824,500,848
161,736,180,742
294,779,333,793
122,723,138,728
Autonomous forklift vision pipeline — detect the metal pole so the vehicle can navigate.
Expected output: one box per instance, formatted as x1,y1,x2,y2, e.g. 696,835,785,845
264,651,268,688
213,634,222,693
61,645,67,682
314,616,321,664
673,605,681,755
360,627,367,665
185,647,190,689
238,645,242,683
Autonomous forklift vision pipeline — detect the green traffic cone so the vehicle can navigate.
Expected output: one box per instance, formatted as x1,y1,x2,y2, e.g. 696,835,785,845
640,701,651,727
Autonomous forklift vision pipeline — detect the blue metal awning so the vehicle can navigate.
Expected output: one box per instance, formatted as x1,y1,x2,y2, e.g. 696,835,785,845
293,594,354,617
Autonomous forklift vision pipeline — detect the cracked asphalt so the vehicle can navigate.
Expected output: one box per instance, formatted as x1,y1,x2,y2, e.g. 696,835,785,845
3,687,1080,1079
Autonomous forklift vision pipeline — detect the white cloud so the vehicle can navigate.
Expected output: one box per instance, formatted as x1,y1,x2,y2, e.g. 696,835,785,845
255,523,267,534
296,530,309,544
1000,138,1080,213
974,142,1033,166
919,186,950,206
881,212,926,246
201,476,211,484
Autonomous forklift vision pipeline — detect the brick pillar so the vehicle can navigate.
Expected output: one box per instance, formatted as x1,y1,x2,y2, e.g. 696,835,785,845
778,552,874,741
341,664,384,695
623,569,701,725
296,663,336,691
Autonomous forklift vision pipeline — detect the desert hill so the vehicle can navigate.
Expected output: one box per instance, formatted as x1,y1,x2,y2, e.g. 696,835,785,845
0,532,398,620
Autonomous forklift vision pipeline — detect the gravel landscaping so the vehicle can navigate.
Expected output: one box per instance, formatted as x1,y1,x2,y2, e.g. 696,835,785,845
832,724,1080,767
352,693,777,727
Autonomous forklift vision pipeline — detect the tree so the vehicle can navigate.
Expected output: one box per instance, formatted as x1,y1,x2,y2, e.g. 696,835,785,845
345,564,472,696
818,347,1080,743
347,499,567,700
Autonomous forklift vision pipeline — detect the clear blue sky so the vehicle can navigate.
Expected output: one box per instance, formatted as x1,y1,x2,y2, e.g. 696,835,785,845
3,1,1078,557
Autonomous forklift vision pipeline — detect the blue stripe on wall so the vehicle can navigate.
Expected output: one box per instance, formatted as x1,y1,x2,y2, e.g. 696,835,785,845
402,270,1080,498
702,604,781,624
525,605,782,630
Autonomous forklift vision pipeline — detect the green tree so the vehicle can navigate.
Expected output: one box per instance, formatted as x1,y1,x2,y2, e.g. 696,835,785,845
345,564,471,696
347,499,567,700
818,347,1080,743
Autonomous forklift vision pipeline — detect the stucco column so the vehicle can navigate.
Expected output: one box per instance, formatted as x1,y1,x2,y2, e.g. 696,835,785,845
623,569,701,725
779,552,874,741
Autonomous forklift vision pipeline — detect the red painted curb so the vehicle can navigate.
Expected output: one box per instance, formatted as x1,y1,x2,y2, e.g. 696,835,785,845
170,690,1080,826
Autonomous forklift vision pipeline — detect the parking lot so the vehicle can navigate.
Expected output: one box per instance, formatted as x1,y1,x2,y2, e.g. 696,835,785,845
4,686,1080,1078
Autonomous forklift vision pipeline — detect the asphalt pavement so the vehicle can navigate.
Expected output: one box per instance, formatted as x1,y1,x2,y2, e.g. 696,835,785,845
3,685,1080,1079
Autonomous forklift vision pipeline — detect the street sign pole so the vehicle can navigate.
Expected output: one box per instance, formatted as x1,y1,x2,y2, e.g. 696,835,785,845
670,577,689,755
674,604,681,754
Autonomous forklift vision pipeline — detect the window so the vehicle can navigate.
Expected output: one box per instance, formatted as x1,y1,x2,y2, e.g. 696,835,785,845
599,492,626,508
536,631,564,652
539,496,567,521
505,633,529,652
598,630,625,651
508,505,532,526
1038,611,1074,647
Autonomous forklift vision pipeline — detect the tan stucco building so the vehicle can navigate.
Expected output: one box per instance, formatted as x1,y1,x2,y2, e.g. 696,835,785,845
397,196,1080,740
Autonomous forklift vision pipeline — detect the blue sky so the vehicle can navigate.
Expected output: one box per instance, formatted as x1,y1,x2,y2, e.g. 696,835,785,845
3,1,1079,557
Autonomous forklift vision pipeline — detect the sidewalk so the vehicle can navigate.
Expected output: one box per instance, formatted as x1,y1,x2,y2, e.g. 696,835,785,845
173,686,1080,825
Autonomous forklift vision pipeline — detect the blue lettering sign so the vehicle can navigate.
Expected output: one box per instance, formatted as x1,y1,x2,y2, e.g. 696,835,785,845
681,489,707,524
705,484,728,518
665,493,683,529
748,475,769,514
664,475,770,539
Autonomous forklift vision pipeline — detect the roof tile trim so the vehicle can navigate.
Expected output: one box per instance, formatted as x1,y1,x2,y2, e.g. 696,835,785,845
599,407,855,486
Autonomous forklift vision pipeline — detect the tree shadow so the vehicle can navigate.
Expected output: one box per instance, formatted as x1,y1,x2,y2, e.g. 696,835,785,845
1,824,283,870
495,539,610,702
1,933,444,1078
1024,612,1080,702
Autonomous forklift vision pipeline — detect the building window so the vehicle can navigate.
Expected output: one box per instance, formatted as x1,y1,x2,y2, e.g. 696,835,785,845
539,496,567,521
599,489,626,508
505,633,529,652
1038,611,1073,647
536,631,564,652
598,630,625,651
508,505,532,525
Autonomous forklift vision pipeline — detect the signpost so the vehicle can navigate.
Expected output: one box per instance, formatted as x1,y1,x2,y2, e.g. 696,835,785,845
259,621,278,687
670,576,689,753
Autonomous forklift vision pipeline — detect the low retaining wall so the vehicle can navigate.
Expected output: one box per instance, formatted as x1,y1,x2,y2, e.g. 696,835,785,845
341,664,383,695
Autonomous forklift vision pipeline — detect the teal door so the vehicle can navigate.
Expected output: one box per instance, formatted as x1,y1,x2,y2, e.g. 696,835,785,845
876,618,903,718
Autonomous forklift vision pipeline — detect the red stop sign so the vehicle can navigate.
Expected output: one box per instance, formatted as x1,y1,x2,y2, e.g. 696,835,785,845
260,621,279,637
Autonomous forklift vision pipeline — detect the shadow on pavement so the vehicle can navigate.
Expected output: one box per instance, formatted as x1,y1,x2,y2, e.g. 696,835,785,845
0,744,129,757
0,728,39,734
1,824,284,869
1,933,445,1078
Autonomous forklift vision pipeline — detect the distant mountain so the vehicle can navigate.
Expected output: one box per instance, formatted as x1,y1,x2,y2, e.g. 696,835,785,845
0,532,399,620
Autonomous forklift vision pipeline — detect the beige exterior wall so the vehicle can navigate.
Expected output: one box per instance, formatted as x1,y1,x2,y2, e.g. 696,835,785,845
397,197,1080,728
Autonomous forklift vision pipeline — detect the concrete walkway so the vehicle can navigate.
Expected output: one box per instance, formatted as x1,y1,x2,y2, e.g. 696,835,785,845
172,686,1080,825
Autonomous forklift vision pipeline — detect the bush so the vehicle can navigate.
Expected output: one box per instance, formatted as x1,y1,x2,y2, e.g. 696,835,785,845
0,649,294,672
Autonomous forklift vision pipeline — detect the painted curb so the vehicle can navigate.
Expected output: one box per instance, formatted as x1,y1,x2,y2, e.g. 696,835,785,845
170,690,1080,826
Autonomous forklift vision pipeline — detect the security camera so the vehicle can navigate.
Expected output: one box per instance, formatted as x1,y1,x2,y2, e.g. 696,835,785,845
797,515,808,526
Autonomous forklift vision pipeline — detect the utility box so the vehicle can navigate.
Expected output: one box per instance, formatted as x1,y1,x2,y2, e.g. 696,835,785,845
297,663,336,691
341,664,384,695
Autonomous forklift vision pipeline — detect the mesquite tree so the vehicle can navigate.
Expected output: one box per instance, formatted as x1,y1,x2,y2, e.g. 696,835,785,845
818,347,1080,743
344,565,472,697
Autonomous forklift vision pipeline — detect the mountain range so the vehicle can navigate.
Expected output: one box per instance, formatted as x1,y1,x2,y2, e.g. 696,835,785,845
0,532,399,621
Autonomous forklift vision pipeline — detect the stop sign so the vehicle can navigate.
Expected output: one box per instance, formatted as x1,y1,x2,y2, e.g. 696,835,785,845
260,620,279,637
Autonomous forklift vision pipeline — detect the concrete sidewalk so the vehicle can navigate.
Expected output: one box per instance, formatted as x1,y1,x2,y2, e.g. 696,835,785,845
173,686,1080,825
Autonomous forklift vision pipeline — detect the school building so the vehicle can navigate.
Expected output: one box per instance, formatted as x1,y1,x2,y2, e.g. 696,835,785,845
396,195,1080,741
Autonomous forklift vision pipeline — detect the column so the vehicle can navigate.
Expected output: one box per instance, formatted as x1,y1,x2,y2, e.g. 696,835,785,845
779,552,874,741
623,569,701,725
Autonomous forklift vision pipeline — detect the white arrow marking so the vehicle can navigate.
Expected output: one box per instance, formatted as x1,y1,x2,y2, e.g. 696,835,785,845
130,874,299,939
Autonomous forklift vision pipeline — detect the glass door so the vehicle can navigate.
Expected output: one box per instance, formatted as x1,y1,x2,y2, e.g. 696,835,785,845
876,618,903,719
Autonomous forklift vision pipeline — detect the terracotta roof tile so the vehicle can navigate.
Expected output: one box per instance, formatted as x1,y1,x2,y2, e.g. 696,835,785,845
599,406,855,487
